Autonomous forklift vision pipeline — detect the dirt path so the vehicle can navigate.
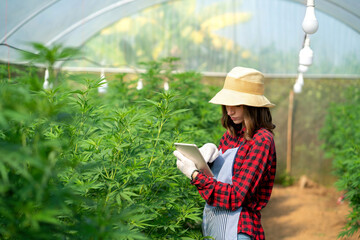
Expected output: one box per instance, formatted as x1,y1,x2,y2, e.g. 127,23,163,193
262,184,358,240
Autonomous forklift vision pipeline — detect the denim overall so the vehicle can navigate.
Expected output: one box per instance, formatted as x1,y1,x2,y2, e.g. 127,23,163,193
202,147,242,240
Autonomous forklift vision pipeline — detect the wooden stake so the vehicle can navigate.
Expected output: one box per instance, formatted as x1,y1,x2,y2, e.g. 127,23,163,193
287,90,294,174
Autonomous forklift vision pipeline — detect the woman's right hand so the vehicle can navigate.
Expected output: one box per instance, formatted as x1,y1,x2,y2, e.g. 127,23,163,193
199,143,219,163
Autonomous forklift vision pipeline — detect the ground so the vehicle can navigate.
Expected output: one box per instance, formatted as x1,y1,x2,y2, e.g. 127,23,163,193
262,183,359,240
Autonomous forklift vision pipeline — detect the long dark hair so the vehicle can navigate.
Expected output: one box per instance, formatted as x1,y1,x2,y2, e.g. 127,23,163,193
221,105,275,140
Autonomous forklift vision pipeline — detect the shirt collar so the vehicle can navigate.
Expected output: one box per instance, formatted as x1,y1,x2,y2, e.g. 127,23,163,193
235,125,246,135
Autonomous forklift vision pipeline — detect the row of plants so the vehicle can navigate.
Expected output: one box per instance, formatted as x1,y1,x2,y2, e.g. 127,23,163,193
0,56,224,239
3,40,358,239
320,87,360,238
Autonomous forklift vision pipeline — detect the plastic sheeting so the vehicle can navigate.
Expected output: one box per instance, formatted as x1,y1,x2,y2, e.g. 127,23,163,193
0,0,169,62
1,0,360,75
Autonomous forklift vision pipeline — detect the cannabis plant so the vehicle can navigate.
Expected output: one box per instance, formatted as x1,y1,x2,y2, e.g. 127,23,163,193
21,42,81,86
320,87,360,239
0,57,223,239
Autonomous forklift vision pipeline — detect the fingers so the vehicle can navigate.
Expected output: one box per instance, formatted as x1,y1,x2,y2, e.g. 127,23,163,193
200,143,219,163
174,150,192,163
202,143,217,150
174,150,188,167
174,150,196,168
176,158,184,169
202,150,213,162
209,155,219,163
173,150,184,159
200,143,218,155
174,150,189,163
174,151,196,179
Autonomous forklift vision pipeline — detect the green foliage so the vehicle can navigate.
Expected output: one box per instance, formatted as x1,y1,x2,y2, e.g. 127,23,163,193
320,87,360,238
21,42,81,67
274,171,295,187
21,42,81,86
0,56,222,239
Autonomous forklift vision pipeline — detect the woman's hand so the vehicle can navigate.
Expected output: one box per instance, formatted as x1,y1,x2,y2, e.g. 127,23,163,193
174,150,197,179
199,143,219,163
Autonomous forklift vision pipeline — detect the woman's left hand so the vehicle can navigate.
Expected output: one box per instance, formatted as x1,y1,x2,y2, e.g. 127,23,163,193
199,143,219,163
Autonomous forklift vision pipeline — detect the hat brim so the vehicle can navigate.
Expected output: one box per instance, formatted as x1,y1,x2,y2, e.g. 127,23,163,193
209,89,275,108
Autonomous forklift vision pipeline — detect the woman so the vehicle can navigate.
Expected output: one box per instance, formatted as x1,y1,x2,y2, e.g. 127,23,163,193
174,67,276,240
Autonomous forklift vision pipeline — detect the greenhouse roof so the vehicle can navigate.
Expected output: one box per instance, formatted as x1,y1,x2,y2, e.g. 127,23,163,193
1,0,360,76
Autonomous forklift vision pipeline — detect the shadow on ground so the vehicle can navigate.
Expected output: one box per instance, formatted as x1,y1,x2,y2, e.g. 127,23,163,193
262,190,300,239
261,184,358,240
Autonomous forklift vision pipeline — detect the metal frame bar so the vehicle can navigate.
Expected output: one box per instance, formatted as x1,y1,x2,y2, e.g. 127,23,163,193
0,0,60,43
46,0,172,46
2,0,360,46
290,0,360,34
46,0,135,46
61,66,360,79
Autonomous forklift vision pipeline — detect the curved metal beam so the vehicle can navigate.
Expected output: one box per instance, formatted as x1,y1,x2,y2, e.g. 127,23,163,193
49,0,360,49
46,0,134,46
46,0,174,46
289,0,360,34
1,0,360,65
0,0,60,44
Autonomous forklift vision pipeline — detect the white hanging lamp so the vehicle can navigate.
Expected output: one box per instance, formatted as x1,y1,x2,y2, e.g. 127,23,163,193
297,72,304,86
302,0,319,34
297,64,309,73
293,82,302,94
293,0,318,94
136,79,143,90
43,68,53,89
164,81,169,91
293,73,304,93
299,36,313,66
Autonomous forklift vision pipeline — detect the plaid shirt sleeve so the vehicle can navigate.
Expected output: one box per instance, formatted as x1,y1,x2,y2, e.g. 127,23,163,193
191,128,276,239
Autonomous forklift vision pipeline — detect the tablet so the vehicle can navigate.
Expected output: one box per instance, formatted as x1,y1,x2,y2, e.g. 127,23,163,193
174,143,214,177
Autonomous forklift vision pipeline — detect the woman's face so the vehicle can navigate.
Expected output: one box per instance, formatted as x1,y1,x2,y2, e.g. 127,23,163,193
226,105,244,124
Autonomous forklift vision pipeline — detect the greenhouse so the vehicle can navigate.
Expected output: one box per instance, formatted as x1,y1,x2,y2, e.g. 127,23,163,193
0,0,359,239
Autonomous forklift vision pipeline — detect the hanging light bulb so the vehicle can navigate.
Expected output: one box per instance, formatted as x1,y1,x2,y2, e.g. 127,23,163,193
136,79,143,90
298,64,309,73
43,68,52,89
98,68,108,94
164,81,169,91
297,72,304,86
293,73,304,93
293,0,317,94
293,82,302,93
299,36,313,66
302,0,319,34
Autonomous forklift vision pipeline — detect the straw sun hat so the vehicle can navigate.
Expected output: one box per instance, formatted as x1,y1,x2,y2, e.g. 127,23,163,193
209,67,275,107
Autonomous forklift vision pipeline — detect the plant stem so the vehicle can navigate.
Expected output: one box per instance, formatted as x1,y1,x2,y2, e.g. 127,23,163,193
147,119,165,168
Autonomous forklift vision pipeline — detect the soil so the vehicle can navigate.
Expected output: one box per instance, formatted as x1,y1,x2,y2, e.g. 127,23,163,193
262,183,359,240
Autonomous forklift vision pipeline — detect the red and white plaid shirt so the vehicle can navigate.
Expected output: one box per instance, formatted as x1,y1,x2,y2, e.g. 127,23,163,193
191,128,276,240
